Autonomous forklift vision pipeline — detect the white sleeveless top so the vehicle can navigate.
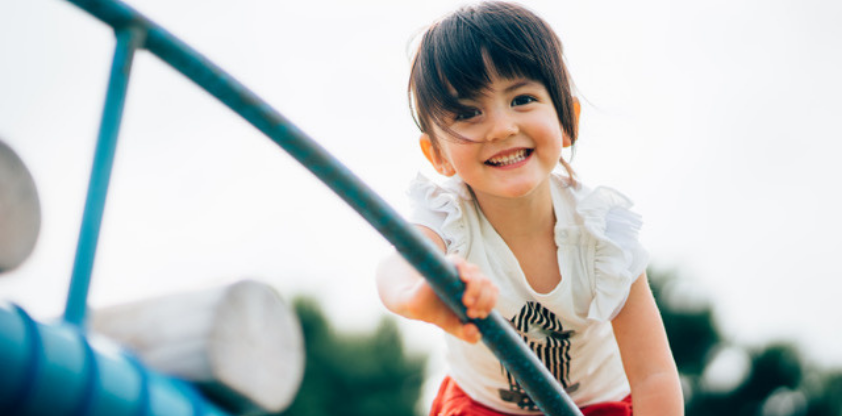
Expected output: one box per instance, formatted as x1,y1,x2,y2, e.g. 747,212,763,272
408,172,649,413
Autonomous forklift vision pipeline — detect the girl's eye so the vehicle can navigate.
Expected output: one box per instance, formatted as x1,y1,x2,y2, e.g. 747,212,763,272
512,95,537,106
454,108,481,121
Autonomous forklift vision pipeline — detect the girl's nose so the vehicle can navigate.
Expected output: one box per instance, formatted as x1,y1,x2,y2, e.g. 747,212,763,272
484,111,518,142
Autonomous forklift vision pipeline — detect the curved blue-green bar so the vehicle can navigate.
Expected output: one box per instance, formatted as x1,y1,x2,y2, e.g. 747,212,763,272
0,302,231,416
62,1,582,415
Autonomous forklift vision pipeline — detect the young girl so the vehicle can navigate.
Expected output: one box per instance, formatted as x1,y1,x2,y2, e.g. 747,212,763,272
377,2,683,415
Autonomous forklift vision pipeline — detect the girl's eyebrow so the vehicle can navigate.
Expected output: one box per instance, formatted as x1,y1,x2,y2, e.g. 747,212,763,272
504,79,539,93
455,79,538,100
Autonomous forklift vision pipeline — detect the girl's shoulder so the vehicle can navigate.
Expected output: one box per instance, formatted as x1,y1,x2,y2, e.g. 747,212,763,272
408,173,472,204
550,172,650,322
406,174,473,256
550,171,640,226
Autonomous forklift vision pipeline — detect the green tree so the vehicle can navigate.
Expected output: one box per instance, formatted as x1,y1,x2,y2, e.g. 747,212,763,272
649,269,842,415
279,297,426,416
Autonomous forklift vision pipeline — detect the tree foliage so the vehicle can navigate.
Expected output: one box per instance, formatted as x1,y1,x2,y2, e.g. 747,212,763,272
278,297,426,416
649,269,842,416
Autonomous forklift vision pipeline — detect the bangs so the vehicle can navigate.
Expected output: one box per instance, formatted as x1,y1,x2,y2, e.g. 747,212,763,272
433,9,547,101
409,2,576,144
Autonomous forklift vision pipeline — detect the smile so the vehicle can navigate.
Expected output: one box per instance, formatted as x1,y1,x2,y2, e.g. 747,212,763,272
485,148,533,167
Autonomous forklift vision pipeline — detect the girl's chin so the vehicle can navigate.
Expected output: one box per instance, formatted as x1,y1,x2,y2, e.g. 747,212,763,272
473,178,551,200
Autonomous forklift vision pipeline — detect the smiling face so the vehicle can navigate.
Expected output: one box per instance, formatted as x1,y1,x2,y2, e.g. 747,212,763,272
421,74,567,201
409,2,580,202
409,2,578,153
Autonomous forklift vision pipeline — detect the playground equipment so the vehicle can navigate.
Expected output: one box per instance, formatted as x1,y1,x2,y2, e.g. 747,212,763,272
1,0,584,414
0,140,41,274
0,302,237,416
91,280,305,413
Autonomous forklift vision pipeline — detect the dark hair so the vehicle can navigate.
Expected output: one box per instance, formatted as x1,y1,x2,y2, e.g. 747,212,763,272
409,1,577,148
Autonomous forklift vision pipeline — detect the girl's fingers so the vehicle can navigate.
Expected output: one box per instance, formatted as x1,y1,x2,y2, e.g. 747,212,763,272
432,255,496,340
446,319,481,344
403,257,486,344
435,308,480,343
471,281,499,319
458,323,481,343
461,270,482,308
448,257,473,301
449,256,497,319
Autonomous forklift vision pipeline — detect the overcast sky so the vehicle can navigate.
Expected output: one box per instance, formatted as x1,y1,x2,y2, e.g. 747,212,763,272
2,0,842,380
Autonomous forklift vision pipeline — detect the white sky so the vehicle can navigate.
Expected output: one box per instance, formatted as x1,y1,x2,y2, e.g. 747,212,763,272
2,0,842,383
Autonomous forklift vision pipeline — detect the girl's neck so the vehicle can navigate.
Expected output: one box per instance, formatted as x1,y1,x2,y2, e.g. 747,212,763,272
471,180,556,241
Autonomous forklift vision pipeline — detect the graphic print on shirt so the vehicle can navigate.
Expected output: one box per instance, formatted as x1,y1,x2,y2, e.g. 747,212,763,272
499,301,578,410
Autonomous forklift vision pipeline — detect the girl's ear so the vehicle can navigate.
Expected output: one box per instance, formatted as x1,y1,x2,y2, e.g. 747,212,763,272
562,98,581,148
420,134,456,177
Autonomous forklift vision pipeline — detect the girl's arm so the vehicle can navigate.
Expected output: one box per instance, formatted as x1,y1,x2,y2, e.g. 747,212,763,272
376,225,498,344
612,272,685,415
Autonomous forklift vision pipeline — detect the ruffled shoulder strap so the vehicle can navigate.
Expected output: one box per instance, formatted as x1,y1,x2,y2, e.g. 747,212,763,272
406,174,472,256
574,186,649,322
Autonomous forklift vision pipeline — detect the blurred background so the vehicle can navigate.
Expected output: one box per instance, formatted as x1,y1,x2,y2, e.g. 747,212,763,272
2,0,842,414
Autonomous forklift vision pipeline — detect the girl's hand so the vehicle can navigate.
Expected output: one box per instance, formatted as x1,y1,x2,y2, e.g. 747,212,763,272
404,255,499,343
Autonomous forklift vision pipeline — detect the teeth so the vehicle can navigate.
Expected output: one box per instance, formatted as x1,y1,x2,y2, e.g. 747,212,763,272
488,149,528,166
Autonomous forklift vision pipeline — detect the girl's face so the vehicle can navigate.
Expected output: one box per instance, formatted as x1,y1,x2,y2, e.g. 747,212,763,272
422,74,568,202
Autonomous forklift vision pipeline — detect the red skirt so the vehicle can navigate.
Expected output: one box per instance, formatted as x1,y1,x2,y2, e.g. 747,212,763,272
430,376,632,416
